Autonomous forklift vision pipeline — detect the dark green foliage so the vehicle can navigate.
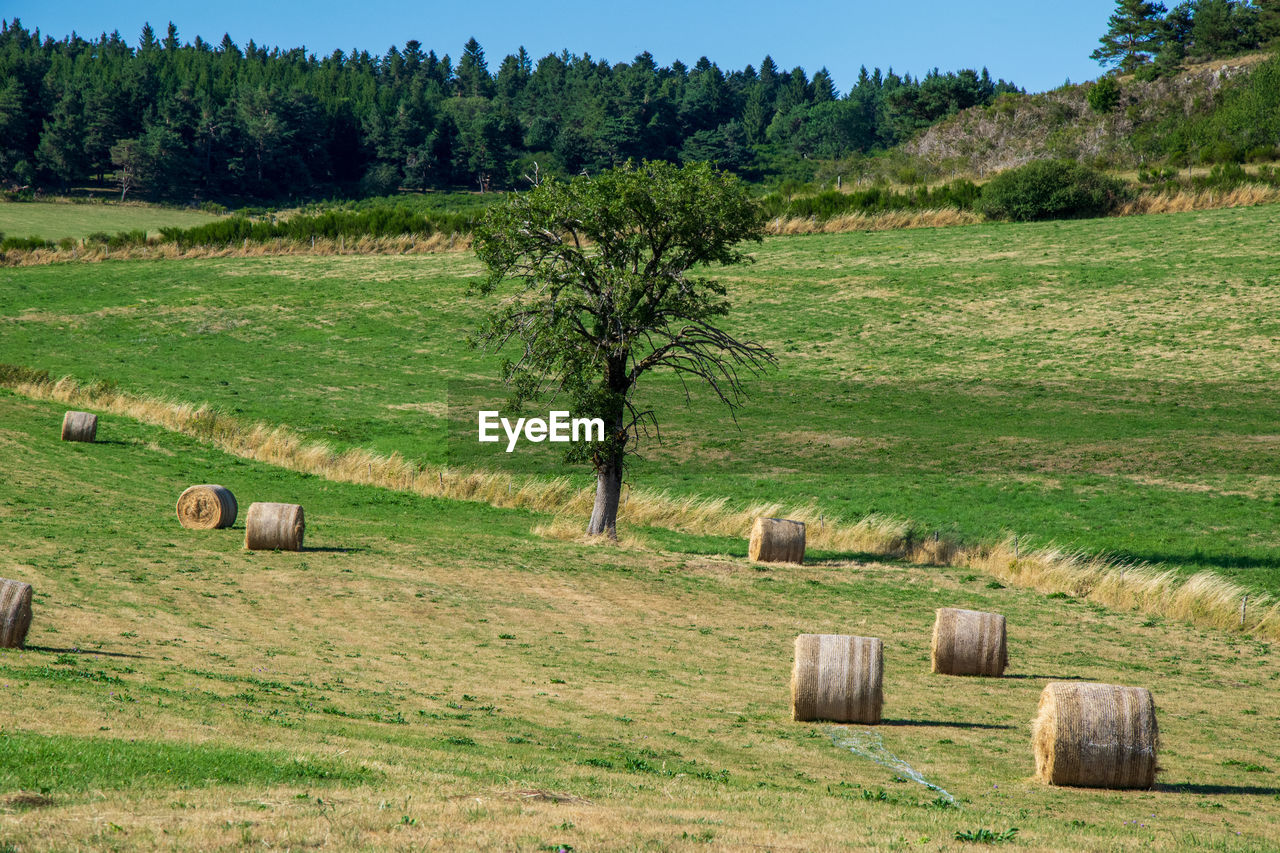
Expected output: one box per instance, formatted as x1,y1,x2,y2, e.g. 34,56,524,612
1087,76,1123,113
1093,0,1271,75
472,161,773,535
1188,0,1260,58
770,179,981,219
1092,0,1169,71
158,205,473,248
0,19,1020,200
0,234,52,250
978,160,1130,221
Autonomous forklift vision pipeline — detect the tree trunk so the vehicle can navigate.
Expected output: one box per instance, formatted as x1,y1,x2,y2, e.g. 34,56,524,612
586,453,623,538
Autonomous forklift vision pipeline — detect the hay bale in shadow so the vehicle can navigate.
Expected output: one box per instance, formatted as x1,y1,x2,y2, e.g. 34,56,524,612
61,411,97,442
1033,681,1158,789
791,634,883,724
245,502,305,551
0,579,33,649
931,607,1008,676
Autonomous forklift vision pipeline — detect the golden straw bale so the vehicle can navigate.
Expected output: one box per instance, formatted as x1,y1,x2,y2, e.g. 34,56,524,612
244,502,305,551
176,484,238,529
749,517,805,564
931,607,1008,676
0,578,33,649
791,634,883,724
1032,682,1158,789
60,411,97,442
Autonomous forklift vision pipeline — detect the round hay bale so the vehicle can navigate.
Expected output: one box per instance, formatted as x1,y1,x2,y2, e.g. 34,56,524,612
749,517,805,564
1032,682,1158,789
931,607,1008,677
791,634,883,724
60,411,97,442
176,484,238,530
244,502,305,551
0,578,33,649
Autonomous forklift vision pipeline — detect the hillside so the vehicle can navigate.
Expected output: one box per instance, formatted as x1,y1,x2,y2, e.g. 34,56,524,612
901,53,1275,178
2,390,1279,850
4,206,1280,625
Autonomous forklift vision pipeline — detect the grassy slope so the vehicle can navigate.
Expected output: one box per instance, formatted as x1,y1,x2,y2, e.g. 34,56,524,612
1,391,1278,850
2,206,1280,590
0,201,222,240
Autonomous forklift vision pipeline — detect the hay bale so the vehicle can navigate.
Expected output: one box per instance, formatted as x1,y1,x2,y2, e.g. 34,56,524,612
60,411,97,442
749,517,805,564
244,502,305,551
791,634,883,724
0,579,33,649
931,607,1008,677
1032,682,1158,789
176,484,238,530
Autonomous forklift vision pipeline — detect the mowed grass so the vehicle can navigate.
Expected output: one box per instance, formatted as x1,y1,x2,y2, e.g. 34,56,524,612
0,201,223,241
2,392,1280,850
2,206,1280,591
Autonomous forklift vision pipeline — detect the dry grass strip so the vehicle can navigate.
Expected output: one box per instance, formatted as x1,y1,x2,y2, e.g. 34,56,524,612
5,188,1279,267
4,368,1278,640
1118,183,1280,216
0,232,472,267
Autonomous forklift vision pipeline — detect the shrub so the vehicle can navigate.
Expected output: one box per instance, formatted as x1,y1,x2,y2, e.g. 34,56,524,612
978,160,1129,222
158,205,474,249
0,235,53,251
1087,77,1122,114
107,229,148,249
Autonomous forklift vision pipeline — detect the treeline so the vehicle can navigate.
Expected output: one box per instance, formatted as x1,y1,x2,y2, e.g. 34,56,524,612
1094,0,1280,76
0,17,1019,201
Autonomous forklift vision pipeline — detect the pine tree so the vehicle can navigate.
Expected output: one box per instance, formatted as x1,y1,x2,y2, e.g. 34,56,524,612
1260,0,1280,42
811,67,837,102
138,23,157,52
456,37,494,98
1091,0,1168,71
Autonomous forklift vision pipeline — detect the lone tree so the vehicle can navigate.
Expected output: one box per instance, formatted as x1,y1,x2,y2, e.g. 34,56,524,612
471,160,775,537
1092,0,1168,72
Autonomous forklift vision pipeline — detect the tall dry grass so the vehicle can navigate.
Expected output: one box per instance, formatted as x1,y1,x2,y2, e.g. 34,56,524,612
765,208,982,236
5,367,1278,640
0,232,472,267
1120,183,1280,216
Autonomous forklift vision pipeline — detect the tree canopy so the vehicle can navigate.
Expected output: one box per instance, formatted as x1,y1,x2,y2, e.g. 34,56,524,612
1092,0,1275,74
470,161,774,536
0,18,1019,200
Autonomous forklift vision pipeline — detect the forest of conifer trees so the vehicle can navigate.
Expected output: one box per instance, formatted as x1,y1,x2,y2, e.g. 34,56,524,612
0,18,1020,202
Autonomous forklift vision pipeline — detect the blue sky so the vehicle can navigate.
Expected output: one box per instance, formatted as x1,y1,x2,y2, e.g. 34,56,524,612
14,1,1118,93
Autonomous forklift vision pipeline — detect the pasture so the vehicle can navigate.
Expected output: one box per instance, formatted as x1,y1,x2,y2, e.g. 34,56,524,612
1,391,1278,850
0,201,223,241
2,205,1279,589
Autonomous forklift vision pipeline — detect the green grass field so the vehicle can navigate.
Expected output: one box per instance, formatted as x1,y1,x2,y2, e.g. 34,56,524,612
2,205,1279,591
1,390,1278,850
0,201,223,241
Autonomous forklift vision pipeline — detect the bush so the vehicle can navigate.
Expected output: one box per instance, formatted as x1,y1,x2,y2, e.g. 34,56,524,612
772,179,982,220
158,204,475,249
1087,77,1122,114
107,229,148,249
0,235,53,251
978,160,1130,222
